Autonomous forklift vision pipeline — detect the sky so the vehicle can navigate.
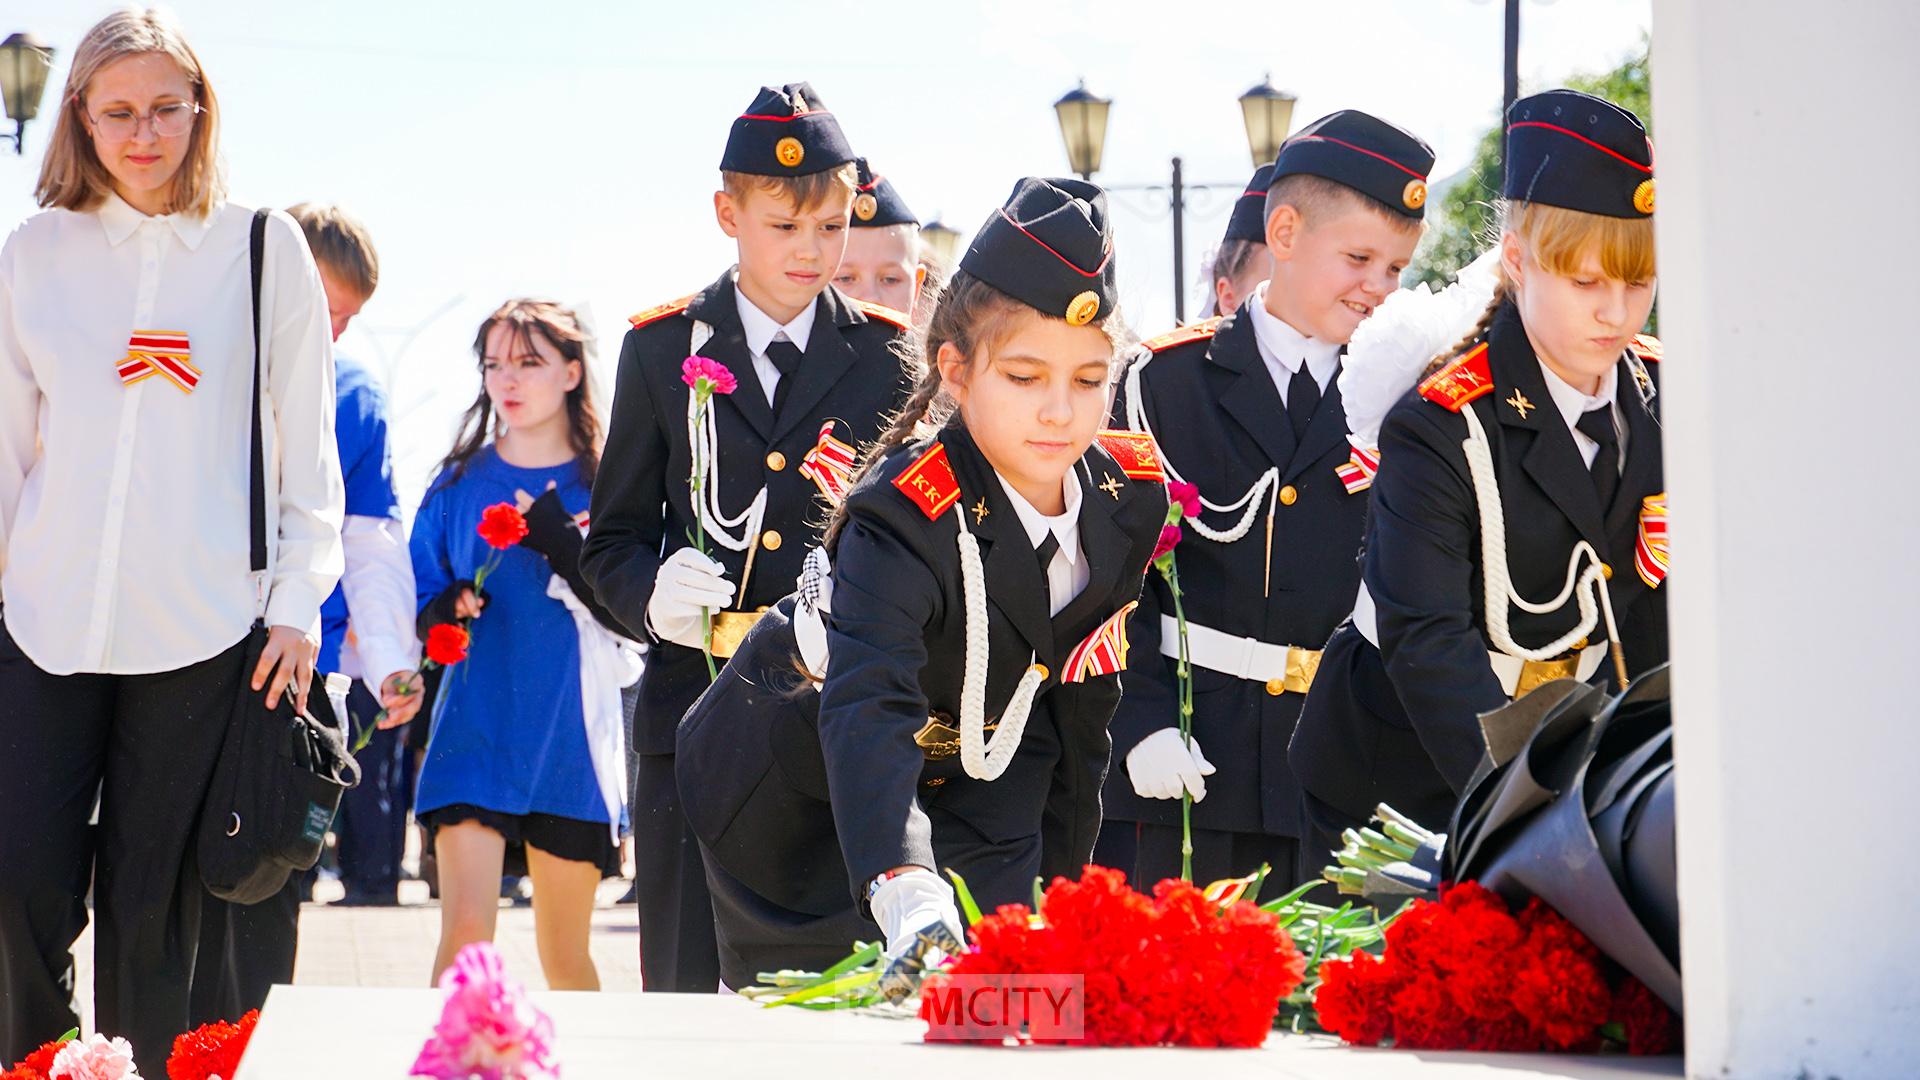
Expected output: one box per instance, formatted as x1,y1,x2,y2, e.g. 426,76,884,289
1,0,1651,514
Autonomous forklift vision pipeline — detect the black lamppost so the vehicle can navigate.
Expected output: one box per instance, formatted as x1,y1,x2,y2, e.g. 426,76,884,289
1054,76,1297,325
1,33,55,156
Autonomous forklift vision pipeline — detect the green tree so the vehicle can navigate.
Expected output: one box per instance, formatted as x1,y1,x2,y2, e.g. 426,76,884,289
1411,40,1651,290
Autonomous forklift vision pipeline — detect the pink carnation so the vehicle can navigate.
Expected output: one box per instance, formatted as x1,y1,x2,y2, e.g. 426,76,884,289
680,356,738,397
1166,481,1201,520
411,943,558,1080
48,1035,139,1080
1152,524,1182,563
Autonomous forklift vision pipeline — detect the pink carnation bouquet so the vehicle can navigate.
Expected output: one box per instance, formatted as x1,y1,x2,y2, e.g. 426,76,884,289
411,943,558,1080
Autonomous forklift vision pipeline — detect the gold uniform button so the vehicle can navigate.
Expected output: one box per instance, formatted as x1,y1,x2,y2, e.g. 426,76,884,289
1279,484,1298,507
766,451,787,471
1574,636,1590,650
1265,678,1285,696
1601,563,1614,580
761,530,783,551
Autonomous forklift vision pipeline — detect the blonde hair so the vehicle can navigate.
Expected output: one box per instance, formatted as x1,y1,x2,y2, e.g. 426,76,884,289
1426,199,1658,374
820,271,1127,550
721,162,859,216
36,8,224,216
287,202,379,298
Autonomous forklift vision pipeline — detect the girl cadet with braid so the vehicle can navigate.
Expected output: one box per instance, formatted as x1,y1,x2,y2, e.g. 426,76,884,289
674,178,1168,989
1289,89,1667,857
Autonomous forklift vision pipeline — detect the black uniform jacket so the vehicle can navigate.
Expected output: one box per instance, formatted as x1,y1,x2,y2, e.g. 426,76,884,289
1106,302,1373,836
676,424,1166,928
581,270,911,753
1290,301,1667,824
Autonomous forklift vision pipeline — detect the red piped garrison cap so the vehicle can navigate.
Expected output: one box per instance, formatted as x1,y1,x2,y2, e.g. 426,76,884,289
1505,89,1656,218
1223,163,1276,243
960,177,1117,327
720,82,857,177
1270,109,1436,219
850,158,918,227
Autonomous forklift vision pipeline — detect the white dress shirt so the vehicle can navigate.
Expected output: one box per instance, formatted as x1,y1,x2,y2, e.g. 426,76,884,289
338,515,419,685
734,283,816,408
995,471,1088,617
1536,359,1627,471
1246,281,1342,406
0,194,343,675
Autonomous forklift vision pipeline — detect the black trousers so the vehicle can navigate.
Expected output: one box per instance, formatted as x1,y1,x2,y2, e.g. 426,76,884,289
0,621,247,1077
332,681,410,899
632,751,719,992
1135,822,1302,904
1089,819,1139,883
187,868,311,1026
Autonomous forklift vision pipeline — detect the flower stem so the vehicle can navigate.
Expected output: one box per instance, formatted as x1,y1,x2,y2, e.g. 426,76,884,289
1160,555,1196,883
691,396,719,682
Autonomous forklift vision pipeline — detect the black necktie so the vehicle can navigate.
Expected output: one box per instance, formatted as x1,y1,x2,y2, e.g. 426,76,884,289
1287,363,1320,441
766,338,803,415
1576,406,1620,510
1034,532,1060,576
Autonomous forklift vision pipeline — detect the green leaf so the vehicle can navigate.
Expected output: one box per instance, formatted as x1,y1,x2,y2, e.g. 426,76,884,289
946,869,984,927
813,941,882,983
57,1028,79,1042
1032,875,1046,911
764,968,881,1008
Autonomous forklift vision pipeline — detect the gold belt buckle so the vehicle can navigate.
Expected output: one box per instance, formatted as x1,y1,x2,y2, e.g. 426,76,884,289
913,713,997,759
1514,655,1579,698
1284,646,1322,695
708,608,769,659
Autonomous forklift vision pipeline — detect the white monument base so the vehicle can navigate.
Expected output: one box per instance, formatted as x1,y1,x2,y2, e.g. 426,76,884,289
237,985,1680,1079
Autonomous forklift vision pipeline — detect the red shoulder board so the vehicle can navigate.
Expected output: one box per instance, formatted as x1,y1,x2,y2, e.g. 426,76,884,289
1629,333,1662,363
1417,342,1495,412
1140,316,1222,353
851,298,912,331
627,294,696,330
892,442,962,520
1095,429,1164,481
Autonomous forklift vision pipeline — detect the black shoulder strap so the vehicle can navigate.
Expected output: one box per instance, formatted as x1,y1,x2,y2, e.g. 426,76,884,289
248,209,269,591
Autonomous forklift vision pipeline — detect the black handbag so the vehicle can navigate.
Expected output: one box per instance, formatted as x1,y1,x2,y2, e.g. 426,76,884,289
196,208,361,905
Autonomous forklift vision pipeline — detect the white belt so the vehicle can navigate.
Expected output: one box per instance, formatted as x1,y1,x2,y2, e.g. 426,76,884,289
1159,615,1321,695
1487,645,1607,698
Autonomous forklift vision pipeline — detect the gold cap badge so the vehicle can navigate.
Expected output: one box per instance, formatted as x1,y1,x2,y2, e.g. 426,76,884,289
1065,290,1100,326
853,193,878,221
1402,179,1428,210
775,137,805,168
1632,178,1656,216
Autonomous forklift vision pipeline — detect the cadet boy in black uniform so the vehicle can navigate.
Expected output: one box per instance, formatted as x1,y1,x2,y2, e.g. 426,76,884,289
834,158,923,315
674,177,1167,988
1103,112,1434,896
1290,89,1665,857
581,83,912,992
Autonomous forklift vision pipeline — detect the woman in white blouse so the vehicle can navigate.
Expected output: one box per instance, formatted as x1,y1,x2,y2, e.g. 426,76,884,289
0,9,340,1070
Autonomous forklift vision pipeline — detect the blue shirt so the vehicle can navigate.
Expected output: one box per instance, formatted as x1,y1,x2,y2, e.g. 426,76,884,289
410,446,608,826
317,354,400,675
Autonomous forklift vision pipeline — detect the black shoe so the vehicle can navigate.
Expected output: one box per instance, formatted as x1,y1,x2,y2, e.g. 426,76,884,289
336,885,400,907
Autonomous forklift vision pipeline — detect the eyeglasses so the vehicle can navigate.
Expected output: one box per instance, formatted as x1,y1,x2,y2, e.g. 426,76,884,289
89,101,202,141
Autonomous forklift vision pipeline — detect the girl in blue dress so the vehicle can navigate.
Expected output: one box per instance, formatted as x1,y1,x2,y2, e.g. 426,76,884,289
411,299,635,989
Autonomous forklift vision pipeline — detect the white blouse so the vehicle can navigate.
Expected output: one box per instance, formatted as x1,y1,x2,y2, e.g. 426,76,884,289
0,193,343,676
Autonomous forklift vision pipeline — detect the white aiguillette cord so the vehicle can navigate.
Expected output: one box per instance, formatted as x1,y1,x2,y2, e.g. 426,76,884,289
685,320,767,555
952,505,1046,782
1122,346,1280,545
1460,404,1629,690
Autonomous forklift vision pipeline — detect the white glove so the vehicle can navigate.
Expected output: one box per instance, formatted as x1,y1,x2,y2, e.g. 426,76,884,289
1126,727,1217,801
870,868,965,964
645,547,736,649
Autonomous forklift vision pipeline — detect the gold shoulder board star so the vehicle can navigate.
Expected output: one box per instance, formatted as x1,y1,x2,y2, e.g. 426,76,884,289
1506,390,1535,419
1098,474,1123,499
971,498,990,524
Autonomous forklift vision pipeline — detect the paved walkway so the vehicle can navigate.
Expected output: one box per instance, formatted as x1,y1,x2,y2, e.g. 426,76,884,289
71,877,648,1031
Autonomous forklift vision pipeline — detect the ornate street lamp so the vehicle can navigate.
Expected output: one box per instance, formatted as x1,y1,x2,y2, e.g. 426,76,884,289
1238,74,1298,169
1,33,55,156
1052,80,1111,181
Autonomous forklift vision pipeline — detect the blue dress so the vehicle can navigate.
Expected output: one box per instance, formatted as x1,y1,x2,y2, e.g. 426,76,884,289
410,446,609,828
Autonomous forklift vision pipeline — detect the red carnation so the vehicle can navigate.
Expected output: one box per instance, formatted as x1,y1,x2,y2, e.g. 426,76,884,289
168,1010,260,1080
1611,976,1682,1056
1,1036,73,1080
424,623,471,666
476,502,529,550
681,355,738,396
